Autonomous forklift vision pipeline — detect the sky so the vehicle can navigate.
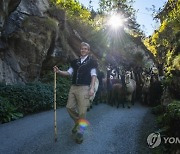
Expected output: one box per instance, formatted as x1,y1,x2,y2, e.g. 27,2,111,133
78,0,168,36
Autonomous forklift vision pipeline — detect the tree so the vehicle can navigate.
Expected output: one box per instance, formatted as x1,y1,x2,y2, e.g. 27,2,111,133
98,0,141,33
144,0,180,77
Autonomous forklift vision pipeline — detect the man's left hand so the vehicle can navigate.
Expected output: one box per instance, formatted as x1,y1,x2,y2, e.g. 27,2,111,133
89,88,94,96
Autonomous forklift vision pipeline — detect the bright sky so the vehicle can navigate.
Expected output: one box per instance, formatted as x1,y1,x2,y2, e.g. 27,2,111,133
78,0,168,36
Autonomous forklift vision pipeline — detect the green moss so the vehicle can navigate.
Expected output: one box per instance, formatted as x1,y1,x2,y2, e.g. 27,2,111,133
22,16,58,33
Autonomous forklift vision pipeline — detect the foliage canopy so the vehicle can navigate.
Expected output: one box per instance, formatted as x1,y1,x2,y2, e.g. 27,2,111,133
144,0,180,77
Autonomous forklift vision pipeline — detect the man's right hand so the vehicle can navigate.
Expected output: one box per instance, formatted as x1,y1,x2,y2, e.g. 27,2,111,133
53,66,60,73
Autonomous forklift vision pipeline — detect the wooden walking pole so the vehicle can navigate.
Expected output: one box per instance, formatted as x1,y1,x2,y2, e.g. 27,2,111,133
54,71,57,142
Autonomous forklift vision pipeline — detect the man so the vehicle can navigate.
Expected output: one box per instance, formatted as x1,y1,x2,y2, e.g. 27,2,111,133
53,42,98,144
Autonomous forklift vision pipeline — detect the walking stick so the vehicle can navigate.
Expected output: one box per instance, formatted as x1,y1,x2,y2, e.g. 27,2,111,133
54,71,57,142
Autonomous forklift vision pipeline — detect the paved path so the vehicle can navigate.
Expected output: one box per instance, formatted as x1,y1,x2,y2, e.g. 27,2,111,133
0,103,156,154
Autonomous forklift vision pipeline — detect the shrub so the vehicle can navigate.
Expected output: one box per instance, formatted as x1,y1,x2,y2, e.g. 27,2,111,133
0,82,53,115
0,96,23,123
0,64,71,122
153,100,180,153
164,100,180,136
162,100,180,154
153,100,180,135
41,64,71,107
152,105,166,115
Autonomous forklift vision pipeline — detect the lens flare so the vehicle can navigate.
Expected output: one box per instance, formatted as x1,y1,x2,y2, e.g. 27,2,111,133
78,119,90,133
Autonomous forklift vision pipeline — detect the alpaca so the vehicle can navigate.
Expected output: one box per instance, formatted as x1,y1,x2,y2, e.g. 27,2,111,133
110,83,126,108
125,71,136,108
141,74,151,105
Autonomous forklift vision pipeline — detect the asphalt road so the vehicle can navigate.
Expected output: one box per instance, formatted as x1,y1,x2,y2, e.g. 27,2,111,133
0,103,157,154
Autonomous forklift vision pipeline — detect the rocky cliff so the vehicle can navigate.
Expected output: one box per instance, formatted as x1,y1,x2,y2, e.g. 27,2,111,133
0,0,79,84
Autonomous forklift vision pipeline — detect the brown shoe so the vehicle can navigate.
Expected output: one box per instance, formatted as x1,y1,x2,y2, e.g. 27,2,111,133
75,132,83,144
72,123,79,134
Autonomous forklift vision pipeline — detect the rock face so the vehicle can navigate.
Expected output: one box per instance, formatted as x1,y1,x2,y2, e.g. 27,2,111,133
0,0,21,33
0,0,153,84
0,0,70,84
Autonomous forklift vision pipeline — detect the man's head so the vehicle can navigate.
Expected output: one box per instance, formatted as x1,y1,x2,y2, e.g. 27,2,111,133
80,42,90,57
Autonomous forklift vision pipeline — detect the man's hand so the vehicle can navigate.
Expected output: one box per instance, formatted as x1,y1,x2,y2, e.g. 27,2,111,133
89,88,94,96
53,66,60,73
53,66,70,77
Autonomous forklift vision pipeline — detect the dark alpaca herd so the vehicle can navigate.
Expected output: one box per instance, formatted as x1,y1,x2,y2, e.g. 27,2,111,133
91,65,163,109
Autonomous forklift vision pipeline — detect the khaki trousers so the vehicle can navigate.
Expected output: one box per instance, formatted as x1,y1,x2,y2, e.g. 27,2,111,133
66,85,90,123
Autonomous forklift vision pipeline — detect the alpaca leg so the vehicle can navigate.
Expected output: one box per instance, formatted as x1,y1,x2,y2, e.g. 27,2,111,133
130,95,133,106
119,97,124,108
147,94,150,105
126,95,131,108
117,96,123,108
112,96,115,107
127,101,131,108
132,91,136,105
142,94,144,104
116,100,119,108
127,98,131,108
121,100,125,108
108,92,111,105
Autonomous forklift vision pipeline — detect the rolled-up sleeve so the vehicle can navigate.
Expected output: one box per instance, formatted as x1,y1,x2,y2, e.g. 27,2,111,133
67,67,73,76
91,68,97,76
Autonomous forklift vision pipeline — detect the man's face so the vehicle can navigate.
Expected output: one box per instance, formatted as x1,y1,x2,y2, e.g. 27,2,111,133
80,45,90,57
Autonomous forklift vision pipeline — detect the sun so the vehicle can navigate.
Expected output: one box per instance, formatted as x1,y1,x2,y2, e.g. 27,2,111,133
107,14,124,29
